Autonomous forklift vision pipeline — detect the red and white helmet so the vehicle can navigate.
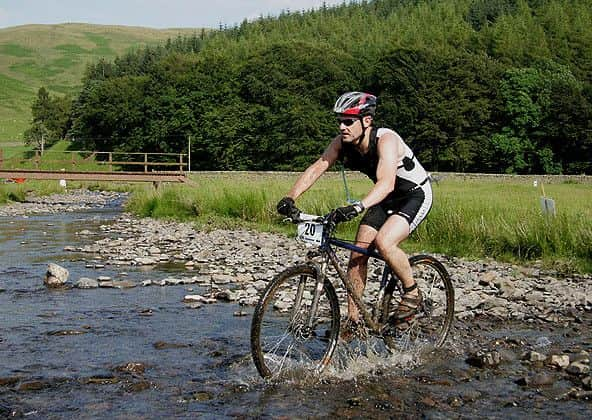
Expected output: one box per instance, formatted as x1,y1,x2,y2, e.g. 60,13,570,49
333,92,377,116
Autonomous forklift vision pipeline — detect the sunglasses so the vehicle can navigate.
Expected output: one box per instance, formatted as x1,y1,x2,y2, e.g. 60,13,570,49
338,118,358,127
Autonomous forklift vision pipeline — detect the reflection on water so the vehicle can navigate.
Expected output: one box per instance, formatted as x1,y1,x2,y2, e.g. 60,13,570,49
0,198,590,418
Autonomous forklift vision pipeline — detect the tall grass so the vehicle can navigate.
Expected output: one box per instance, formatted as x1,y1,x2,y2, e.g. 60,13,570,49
414,180,592,271
125,173,592,272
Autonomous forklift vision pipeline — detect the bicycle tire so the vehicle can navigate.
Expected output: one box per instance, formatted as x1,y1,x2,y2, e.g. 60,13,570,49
382,254,454,350
250,264,341,379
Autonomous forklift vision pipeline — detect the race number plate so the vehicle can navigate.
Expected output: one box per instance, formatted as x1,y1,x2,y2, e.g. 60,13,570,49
297,222,323,246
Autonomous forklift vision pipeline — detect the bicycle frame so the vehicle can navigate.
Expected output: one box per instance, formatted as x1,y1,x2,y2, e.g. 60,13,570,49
303,219,397,336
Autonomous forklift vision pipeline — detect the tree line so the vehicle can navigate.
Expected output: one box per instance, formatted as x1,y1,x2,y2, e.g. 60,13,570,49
26,0,592,174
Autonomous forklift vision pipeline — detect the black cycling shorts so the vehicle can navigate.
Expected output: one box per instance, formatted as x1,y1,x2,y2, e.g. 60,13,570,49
360,184,432,233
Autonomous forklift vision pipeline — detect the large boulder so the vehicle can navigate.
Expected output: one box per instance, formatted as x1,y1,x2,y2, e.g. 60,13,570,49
44,263,69,287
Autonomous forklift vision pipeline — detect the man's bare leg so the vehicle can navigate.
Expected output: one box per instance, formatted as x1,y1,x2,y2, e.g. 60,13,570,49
374,215,418,301
346,224,377,321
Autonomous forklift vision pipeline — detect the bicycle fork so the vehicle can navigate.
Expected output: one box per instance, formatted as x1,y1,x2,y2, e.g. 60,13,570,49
288,261,328,338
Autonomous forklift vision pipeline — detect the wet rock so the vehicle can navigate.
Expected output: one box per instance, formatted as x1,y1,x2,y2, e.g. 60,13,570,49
104,280,136,289
465,351,502,368
213,289,239,302
419,395,439,408
84,375,120,385
566,388,592,400
114,363,146,375
233,310,248,317
253,280,268,290
124,380,152,392
566,361,590,375
153,341,189,349
183,294,216,304
460,390,482,402
447,396,463,407
18,380,50,391
522,351,547,362
134,257,157,265
515,373,556,387
0,376,20,387
44,263,69,287
549,354,570,369
582,376,591,390
47,329,88,336
76,277,99,289
180,391,214,402
347,396,363,407
212,274,234,284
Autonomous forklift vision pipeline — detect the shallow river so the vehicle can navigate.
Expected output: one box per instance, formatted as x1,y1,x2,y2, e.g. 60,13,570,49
0,198,590,418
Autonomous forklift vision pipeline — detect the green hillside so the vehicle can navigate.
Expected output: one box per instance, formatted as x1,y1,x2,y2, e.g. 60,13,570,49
0,23,201,141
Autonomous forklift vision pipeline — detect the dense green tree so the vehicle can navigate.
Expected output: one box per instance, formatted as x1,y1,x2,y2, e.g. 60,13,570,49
24,87,72,149
371,49,503,172
65,0,592,174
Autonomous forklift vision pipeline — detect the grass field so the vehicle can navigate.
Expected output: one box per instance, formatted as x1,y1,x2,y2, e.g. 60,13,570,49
0,23,202,141
121,172,592,273
2,170,590,272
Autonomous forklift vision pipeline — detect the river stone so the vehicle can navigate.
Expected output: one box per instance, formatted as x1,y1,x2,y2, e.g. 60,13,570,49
566,361,590,375
183,294,217,304
76,277,99,289
99,280,136,289
253,280,268,290
212,274,234,284
0,376,20,386
549,354,570,368
114,362,146,375
523,351,547,362
18,380,50,391
44,263,69,287
466,351,502,368
134,257,157,265
515,373,556,387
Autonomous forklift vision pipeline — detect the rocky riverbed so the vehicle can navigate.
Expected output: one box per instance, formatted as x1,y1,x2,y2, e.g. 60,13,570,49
1,189,590,417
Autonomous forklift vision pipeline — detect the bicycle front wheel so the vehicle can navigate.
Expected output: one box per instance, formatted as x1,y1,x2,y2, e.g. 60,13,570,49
250,264,340,379
383,254,454,350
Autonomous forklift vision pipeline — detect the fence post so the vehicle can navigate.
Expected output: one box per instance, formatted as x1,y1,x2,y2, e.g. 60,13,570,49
0,149,3,169
108,152,113,172
188,135,191,172
144,153,148,173
179,153,184,172
35,150,40,169
71,151,75,170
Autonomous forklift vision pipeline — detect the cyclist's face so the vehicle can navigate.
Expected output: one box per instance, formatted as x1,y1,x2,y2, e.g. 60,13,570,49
338,117,362,142
339,116,371,142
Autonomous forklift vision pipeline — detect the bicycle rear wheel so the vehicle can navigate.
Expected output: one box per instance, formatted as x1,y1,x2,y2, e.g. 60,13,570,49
382,254,454,350
250,264,340,379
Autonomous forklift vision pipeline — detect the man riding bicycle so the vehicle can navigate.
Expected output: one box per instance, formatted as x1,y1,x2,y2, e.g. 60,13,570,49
276,92,433,339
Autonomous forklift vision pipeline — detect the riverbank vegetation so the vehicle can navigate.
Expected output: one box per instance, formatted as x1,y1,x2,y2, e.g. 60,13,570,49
125,173,592,273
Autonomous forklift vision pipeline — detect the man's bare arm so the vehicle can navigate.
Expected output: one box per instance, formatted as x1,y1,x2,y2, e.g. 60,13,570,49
287,136,341,200
359,132,401,208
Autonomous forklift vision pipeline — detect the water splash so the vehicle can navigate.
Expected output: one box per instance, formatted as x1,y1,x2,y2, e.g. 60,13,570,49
323,338,421,381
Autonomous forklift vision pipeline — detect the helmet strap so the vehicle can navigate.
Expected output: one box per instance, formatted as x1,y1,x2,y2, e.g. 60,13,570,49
352,117,368,147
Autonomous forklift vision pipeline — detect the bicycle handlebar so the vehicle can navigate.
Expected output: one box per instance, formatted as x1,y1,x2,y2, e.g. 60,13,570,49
293,212,323,223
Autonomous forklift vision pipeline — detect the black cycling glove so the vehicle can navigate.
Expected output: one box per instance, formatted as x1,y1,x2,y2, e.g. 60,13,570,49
331,201,365,223
276,196,300,219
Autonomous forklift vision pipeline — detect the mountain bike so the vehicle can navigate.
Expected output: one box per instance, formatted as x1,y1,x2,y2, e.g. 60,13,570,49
250,211,454,379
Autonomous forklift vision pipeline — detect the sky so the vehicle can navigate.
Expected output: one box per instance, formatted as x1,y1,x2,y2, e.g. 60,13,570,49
0,0,347,29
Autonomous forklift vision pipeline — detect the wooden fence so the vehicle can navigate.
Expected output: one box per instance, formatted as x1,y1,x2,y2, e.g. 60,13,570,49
0,149,187,172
